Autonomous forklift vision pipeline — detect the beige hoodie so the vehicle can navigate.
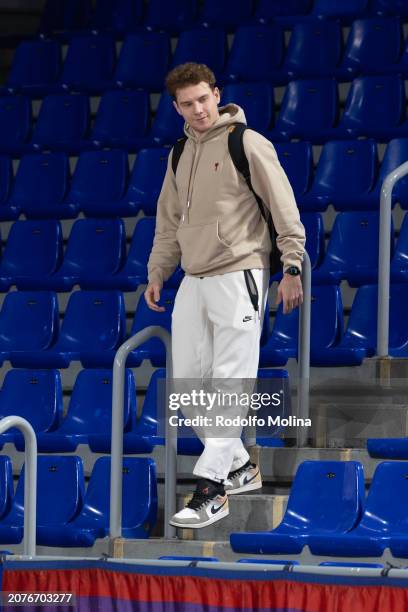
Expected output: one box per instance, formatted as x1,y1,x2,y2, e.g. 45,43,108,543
147,104,305,287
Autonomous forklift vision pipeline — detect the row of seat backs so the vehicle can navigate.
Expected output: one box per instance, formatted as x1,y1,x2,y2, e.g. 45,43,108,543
230,459,408,559
0,454,157,546
7,18,408,97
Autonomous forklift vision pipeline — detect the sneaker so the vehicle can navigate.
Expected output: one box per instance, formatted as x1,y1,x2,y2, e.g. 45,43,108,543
224,462,262,495
169,479,229,529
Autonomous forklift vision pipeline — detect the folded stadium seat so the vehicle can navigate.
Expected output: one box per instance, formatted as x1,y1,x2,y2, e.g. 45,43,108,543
38,0,92,38
274,142,313,208
391,214,408,282
254,0,312,27
91,0,144,35
171,29,227,82
0,95,31,157
0,220,63,291
0,457,12,520
51,218,125,290
0,369,63,452
90,89,150,152
105,217,184,290
370,0,408,17
268,79,339,144
0,156,17,221
0,291,59,368
149,91,185,146
221,83,274,135
7,152,75,219
223,25,286,85
40,457,157,546
13,290,126,369
230,460,365,554
143,0,197,34
300,140,379,212
308,461,408,557
313,212,393,286
259,284,342,367
367,437,408,459
122,148,169,216
67,150,129,217
30,94,91,155
114,32,171,92
58,34,116,94
311,0,370,24
2,39,61,97
200,0,253,30
377,139,408,209
0,455,85,545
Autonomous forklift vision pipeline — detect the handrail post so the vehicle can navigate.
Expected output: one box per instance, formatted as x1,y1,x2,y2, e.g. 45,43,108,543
0,416,37,557
296,252,311,447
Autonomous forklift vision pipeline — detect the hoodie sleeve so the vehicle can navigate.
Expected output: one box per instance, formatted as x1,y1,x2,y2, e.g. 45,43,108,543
147,151,182,287
242,130,306,271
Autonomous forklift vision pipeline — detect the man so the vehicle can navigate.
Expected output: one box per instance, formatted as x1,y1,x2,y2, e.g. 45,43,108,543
145,63,305,529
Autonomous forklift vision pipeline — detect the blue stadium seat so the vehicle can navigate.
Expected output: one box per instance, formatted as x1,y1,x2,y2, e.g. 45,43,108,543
230,460,365,554
0,369,63,451
0,156,17,221
255,0,312,26
300,140,378,212
0,291,59,368
200,0,253,30
259,285,342,367
144,0,197,33
41,457,157,546
0,220,63,291
377,138,408,209
149,91,185,146
312,0,370,23
221,83,274,134
7,153,74,219
0,457,12,520
30,94,90,154
0,95,31,157
370,0,408,17
309,462,408,557
91,0,144,34
284,22,343,80
39,0,92,36
67,150,129,217
224,25,286,84
59,34,116,93
391,214,408,282
270,79,339,144
123,148,169,216
172,29,227,81
114,32,170,92
37,368,136,452
4,39,61,97
91,90,150,151
368,437,408,459
313,212,392,286
51,218,126,290
274,142,313,207
0,456,84,545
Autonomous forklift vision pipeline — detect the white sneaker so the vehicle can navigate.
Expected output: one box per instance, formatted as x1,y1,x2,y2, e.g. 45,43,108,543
169,479,229,529
224,462,262,495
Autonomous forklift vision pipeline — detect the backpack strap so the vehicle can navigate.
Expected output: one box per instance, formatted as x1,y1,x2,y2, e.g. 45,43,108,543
171,136,187,175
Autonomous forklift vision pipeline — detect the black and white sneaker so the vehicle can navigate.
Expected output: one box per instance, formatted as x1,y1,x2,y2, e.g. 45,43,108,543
224,462,262,495
169,479,229,529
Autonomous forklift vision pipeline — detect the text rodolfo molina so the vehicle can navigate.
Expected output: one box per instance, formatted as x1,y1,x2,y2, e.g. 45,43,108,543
168,389,283,411
168,415,312,427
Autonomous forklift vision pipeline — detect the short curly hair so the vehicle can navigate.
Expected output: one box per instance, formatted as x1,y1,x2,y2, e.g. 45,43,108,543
165,62,216,99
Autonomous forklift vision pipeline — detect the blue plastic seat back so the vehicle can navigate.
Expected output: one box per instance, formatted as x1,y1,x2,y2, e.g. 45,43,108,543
92,0,144,31
0,456,12,519
69,150,128,205
301,212,325,269
221,83,274,133
39,0,92,33
0,96,31,147
92,90,150,144
1,220,63,277
58,290,125,352
127,149,169,215
144,0,197,31
115,32,170,91
62,218,125,276
341,75,404,133
0,369,63,433
9,153,68,210
60,35,116,86
392,213,408,268
276,79,338,134
124,217,155,279
312,0,369,20
7,39,61,90
150,91,185,144
255,0,311,19
0,291,59,351
131,288,175,337
279,460,365,533
371,0,408,17
200,0,254,28
172,29,227,78
32,94,90,145
274,142,313,198
379,139,408,206
225,25,284,82
138,368,165,436
342,17,402,74
0,156,11,205
284,22,342,78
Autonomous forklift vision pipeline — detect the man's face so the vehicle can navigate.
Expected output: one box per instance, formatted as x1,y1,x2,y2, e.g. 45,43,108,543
173,81,221,134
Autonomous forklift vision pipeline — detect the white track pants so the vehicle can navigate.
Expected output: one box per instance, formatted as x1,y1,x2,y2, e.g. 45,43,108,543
171,269,269,482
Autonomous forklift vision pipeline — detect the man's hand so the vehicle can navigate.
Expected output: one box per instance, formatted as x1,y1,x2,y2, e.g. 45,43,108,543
144,282,165,312
276,273,303,314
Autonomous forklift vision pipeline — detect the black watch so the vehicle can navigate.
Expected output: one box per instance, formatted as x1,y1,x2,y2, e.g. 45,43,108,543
285,266,301,276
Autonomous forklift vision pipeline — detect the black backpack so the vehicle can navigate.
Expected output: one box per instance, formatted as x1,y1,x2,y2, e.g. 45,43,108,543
171,122,282,275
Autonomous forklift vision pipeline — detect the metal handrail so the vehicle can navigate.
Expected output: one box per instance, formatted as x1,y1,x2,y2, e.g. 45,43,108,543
0,416,37,557
296,252,311,447
377,161,408,357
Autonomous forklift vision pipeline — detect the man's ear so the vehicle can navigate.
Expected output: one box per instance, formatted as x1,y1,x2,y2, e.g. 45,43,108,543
214,86,221,104
173,99,182,116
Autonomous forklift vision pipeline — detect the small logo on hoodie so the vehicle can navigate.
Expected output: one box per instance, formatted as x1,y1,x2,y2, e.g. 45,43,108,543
214,162,219,172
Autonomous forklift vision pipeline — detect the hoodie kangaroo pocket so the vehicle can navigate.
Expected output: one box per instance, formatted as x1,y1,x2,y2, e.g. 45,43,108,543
176,220,232,274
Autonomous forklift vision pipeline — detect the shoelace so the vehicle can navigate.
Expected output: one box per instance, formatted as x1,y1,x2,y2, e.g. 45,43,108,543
229,462,254,479
186,490,211,511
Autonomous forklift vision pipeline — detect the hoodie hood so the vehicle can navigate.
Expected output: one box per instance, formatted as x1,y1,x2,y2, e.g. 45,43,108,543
184,103,247,143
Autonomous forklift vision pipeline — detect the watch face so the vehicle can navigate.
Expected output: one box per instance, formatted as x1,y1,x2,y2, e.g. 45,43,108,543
287,266,300,276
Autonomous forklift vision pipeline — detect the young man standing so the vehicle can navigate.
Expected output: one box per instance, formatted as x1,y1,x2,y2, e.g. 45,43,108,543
145,63,305,529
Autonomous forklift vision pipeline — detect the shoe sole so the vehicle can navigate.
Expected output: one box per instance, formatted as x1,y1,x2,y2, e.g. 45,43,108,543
169,507,229,529
226,480,262,495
